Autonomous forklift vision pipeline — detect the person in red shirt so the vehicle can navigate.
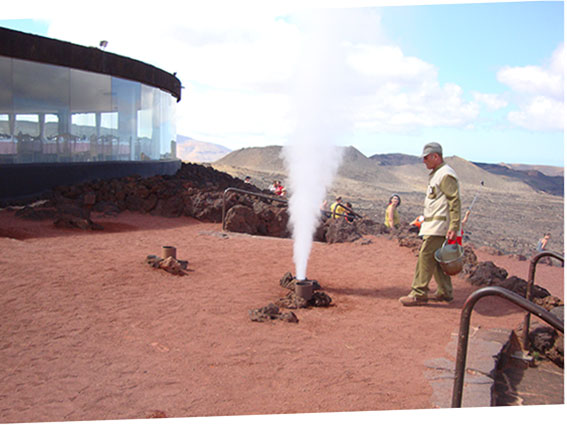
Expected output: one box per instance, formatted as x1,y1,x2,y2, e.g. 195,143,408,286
274,181,284,196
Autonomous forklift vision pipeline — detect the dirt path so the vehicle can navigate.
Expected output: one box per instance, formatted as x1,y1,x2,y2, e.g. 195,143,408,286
0,211,563,422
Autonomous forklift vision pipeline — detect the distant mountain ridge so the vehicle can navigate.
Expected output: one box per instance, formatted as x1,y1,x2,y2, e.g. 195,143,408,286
472,161,564,196
176,135,231,163
505,163,564,177
369,152,563,196
370,153,563,177
215,145,563,196
369,153,421,166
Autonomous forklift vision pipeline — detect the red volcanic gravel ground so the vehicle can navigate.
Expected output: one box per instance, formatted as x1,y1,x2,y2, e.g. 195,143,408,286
0,210,563,423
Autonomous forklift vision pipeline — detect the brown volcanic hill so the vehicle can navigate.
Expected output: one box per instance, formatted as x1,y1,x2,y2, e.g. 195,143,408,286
372,153,563,196
472,161,563,196
176,136,231,163
211,146,564,257
505,163,563,177
372,154,564,179
370,153,421,166
215,145,538,195
216,145,407,187
445,157,535,193
214,145,285,173
337,146,405,185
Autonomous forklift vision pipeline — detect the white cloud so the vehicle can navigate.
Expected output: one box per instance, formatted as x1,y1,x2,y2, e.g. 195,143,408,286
497,44,564,131
472,92,508,110
346,44,437,83
345,44,479,132
354,80,479,132
181,85,291,146
12,2,524,148
507,96,564,132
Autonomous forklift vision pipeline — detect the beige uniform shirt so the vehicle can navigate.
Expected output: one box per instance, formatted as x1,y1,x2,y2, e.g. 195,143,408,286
419,162,461,237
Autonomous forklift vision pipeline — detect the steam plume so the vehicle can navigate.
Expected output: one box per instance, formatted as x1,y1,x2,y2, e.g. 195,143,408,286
282,11,351,280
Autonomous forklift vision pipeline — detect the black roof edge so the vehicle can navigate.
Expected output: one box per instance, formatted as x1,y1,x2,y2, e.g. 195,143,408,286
0,26,182,102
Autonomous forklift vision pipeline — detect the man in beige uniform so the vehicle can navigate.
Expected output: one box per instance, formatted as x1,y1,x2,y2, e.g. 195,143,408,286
399,142,461,307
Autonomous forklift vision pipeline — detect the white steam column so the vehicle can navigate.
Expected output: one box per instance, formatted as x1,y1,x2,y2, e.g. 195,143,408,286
282,11,350,281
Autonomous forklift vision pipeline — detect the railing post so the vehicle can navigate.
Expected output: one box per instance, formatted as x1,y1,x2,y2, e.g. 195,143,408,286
452,286,563,408
521,251,564,350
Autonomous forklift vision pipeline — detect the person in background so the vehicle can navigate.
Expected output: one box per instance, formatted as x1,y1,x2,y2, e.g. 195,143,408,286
384,194,401,229
537,233,551,252
320,200,332,219
244,176,251,184
330,196,347,219
274,181,285,196
345,202,355,222
399,142,461,307
410,215,425,233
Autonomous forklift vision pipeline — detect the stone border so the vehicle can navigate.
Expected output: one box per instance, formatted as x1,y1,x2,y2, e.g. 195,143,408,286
425,327,512,408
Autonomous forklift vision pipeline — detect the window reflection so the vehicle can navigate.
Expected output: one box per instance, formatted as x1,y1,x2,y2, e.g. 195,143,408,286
0,113,15,160
14,114,41,162
113,78,139,161
13,60,69,113
0,56,177,164
0,114,10,135
0,56,12,113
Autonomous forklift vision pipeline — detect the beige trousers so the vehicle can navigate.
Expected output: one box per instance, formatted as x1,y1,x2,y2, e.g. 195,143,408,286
410,235,453,299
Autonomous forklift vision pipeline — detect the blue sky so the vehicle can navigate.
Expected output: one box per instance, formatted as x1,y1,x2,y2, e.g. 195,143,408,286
1,0,564,166
379,3,563,90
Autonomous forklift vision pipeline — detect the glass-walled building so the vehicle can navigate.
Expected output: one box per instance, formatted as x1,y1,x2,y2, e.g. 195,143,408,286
0,27,180,165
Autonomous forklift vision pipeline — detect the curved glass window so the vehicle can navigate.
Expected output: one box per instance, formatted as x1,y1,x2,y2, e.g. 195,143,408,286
0,55,177,164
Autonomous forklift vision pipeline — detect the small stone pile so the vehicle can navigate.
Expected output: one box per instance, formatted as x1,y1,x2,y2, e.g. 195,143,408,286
528,308,564,367
277,272,332,309
15,198,104,230
248,304,299,323
146,255,189,276
248,272,333,323
465,260,554,300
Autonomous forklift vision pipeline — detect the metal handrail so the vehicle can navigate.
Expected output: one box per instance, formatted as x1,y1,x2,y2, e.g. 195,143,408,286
451,286,564,408
221,187,362,231
221,187,288,231
521,251,564,349
332,202,363,219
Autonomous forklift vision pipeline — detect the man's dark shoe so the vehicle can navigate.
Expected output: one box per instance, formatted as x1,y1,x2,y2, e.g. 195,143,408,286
399,295,428,306
429,293,454,303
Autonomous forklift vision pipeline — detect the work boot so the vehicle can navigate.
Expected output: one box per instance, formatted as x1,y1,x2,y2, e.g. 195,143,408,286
399,295,428,307
429,293,454,303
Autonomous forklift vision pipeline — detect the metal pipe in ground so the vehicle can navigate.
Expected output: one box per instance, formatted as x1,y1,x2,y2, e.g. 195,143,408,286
295,279,314,300
162,246,176,259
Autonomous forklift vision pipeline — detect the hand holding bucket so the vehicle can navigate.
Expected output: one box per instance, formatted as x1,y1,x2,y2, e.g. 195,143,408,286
434,240,464,276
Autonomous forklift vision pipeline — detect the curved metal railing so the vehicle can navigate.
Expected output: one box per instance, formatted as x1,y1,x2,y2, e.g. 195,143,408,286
521,251,564,348
221,187,362,231
451,285,564,408
221,187,288,231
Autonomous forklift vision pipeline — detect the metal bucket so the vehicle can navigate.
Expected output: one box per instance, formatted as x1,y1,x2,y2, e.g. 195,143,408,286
295,280,314,300
162,245,177,259
435,241,464,276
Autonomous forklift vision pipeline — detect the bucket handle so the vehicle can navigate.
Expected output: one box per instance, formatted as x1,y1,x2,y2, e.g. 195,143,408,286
437,239,463,262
